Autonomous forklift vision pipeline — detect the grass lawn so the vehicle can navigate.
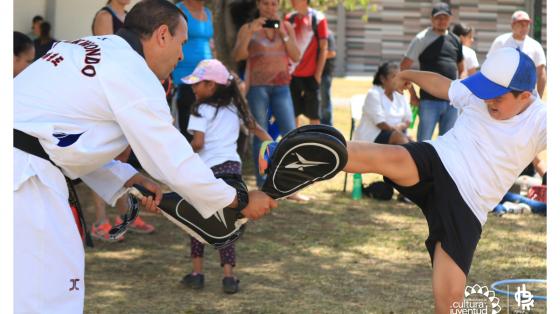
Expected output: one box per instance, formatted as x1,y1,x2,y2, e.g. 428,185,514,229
80,78,546,313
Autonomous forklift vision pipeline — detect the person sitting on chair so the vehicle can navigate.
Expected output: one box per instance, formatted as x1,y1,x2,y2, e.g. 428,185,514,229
354,61,417,145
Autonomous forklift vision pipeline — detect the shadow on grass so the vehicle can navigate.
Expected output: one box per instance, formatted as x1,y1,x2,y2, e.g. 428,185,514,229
80,178,546,313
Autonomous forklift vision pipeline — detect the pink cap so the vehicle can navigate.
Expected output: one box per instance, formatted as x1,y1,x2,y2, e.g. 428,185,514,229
511,10,531,23
181,59,232,85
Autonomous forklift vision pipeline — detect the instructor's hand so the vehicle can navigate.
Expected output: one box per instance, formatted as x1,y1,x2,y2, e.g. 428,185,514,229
125,173,162,213
242,190,278,220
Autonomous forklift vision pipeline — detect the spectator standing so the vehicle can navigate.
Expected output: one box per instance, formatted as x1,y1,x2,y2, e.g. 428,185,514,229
488,10,546,97
452,23,479,78
33,21,56,60
172,0,214,141
286,0,329,127
488,10,547,183
400,2,463,141
89,0,156,242
27,15,43,40
232,0,300,187
92,0,130,35
320,29,336,126
14,31,35,77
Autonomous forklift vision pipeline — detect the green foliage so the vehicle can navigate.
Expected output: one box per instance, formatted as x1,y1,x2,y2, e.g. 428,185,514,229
278,0,379,20
279,0,379,13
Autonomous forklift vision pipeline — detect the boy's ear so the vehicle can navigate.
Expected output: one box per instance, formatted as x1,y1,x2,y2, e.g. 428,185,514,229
519,91,533,101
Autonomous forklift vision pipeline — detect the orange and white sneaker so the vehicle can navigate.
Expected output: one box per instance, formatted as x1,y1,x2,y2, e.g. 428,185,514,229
90,219,124,242
115,215,155,234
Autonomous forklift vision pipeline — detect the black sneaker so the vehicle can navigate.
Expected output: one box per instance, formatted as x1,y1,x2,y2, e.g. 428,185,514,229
180,273,204,290
222,276,240,294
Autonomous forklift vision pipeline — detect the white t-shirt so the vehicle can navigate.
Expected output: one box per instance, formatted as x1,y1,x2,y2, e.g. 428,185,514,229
428,80,547,225
488,33,546,66
461,45,479,77
188,104,241,167
14,34,235,218
354,86,412,141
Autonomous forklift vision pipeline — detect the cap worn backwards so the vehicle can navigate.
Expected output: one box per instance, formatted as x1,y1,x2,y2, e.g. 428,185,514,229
461,47,536,100
181,59,231,85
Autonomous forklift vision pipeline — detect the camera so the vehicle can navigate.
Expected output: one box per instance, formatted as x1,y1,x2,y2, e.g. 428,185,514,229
263,19,280,29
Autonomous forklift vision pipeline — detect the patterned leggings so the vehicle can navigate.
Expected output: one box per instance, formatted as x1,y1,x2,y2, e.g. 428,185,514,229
189,160,241,267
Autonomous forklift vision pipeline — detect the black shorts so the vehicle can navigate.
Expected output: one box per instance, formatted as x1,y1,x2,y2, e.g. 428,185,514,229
384,142,482,276
290,76,321,120
374,130,393,144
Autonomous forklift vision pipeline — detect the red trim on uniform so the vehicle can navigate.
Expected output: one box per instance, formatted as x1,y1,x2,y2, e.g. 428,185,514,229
70,205,85,241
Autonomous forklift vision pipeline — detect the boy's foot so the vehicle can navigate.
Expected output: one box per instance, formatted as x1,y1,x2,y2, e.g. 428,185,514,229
91,219,124,242
180,273,204,290
115,215,155,234
222,276,240,294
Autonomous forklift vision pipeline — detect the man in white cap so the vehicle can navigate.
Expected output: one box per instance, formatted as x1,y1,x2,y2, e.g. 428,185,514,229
488,10,546,97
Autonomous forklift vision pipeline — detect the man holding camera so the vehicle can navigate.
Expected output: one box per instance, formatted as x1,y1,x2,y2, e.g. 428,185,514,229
286,0,329,126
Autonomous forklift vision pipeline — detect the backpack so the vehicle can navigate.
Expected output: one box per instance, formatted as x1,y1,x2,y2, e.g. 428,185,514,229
363,181,394,201
287,10,320,48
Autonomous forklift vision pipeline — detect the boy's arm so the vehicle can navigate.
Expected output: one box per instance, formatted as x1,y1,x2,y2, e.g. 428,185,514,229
394,70,451,101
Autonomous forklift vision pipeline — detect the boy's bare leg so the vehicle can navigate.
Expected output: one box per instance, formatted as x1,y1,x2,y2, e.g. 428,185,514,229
344,141,420,187
432,242,466,314
388,131,409,145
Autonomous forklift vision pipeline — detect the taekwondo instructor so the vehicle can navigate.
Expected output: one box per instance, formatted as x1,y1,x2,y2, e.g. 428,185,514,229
13,0,277,312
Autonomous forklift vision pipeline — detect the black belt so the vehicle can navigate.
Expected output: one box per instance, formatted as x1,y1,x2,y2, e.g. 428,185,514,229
14,129,93,248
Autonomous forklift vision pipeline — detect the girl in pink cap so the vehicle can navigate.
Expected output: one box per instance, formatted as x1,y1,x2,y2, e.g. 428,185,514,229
179,59,272,294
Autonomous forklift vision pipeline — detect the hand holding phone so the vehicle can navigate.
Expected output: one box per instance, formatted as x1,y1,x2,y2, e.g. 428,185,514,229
263,19,280,29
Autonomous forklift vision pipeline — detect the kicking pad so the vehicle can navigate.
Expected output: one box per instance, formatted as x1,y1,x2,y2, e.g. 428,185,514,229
128,184,248,249
260,126,348,199
123,125,347,248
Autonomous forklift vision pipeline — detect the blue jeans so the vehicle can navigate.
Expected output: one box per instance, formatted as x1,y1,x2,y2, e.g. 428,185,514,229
247,85,296,186
493,192,547,215
416,99,458,141
320,73,333,126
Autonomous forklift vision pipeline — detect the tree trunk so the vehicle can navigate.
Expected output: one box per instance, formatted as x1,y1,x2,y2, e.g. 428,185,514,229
212,0,240,71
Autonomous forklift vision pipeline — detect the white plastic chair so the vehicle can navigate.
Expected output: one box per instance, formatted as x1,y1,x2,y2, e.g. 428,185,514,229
343,94,367,192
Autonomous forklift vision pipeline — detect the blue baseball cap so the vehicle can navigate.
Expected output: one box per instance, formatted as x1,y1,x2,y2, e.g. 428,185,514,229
462,47,536,99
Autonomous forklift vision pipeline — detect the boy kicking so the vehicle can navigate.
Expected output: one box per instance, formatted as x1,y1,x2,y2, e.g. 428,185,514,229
343,47,546,313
